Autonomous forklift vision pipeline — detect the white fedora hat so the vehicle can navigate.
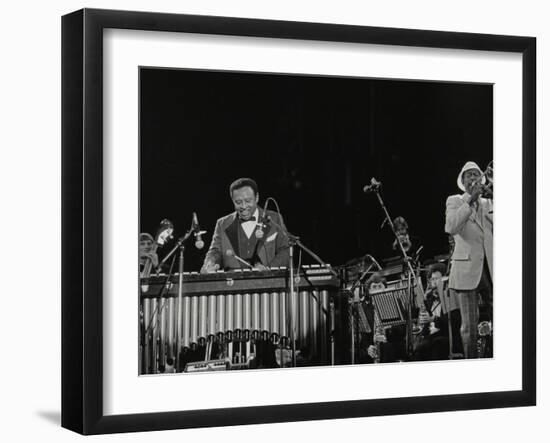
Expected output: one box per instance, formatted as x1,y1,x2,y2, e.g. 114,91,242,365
457,161,486,192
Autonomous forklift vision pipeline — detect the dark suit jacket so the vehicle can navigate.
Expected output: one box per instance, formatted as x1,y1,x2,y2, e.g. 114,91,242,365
419,294,462,353
202,209,290,270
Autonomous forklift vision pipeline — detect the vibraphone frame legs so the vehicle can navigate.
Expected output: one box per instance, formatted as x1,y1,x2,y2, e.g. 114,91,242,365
288,242,297,368
175,246,186,373
204,338,213,362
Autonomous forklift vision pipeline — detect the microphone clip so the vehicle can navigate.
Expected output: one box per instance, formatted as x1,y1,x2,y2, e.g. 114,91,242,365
255,206,271,239
363,177,383,194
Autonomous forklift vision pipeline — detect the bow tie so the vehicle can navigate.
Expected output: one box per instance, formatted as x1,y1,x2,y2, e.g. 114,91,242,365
239,216,256,224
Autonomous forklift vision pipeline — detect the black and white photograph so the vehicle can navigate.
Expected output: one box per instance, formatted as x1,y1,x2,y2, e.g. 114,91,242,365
55,5,538,437
138,68,494,374
2,0,548,439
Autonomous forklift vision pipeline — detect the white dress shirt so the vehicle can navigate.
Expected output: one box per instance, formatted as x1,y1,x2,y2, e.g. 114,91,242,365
241,208,259,239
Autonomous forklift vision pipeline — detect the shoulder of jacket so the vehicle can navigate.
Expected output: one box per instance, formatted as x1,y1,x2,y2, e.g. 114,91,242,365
446,194,463,203
217,212,236,225
480,197,492,206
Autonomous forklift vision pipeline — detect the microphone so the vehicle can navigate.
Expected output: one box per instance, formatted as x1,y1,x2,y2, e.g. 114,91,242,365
192,212,206,249
255,205,269,239
363,177,382,193
225,249,253,268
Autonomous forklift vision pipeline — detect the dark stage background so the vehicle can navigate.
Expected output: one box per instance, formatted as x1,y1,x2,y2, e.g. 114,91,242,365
140,68,492,271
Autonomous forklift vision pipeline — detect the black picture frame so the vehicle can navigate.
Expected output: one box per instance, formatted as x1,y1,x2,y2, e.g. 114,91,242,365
61,8,536,435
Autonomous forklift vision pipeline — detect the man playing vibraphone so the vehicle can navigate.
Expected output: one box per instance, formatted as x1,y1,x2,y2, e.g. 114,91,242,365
201,177,290,273
200,177,290,368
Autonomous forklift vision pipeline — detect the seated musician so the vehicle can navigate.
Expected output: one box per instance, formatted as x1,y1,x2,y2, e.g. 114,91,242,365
366,274,407,363
201,177,290,273
139,232,158,274
139,232,159,370
413,263,463,361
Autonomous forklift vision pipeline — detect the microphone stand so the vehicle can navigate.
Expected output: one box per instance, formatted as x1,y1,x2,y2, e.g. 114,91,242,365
369,186,421,360
347,260,376,365
348,255,381,293
156,227,195,373
142,252,177,374
266,216,337,367
154,229,193,275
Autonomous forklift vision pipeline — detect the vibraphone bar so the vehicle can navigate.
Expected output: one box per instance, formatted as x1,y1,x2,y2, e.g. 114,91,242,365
139,265,339,374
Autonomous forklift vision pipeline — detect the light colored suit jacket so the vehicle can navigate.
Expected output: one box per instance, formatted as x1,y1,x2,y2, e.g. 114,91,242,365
202,209,290,271
445,194,493,291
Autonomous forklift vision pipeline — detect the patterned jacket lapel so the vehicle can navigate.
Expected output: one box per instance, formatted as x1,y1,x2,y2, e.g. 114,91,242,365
254,208,271,265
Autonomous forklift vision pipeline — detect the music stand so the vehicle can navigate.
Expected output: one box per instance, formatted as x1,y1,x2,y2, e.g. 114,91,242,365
371,286,409,329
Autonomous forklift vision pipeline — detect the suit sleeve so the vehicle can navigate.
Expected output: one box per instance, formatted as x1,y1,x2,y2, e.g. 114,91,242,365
202,219,223,268
445,196,473,236
268,213,290,268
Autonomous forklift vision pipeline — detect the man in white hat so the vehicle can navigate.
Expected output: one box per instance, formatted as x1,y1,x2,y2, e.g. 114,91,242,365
445,161,493,358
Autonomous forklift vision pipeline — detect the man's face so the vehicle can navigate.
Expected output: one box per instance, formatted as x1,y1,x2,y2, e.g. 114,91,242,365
231,186,259,221
396,228,408,243
429,271,444,289
139,238,154,254
462,168,481,194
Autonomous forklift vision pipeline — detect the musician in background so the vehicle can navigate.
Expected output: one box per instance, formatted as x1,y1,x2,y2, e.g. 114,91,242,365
366,273,387,294
366,274,407,363
445,161,493,359
139,232,160,373
139,232,158,274
356,273,384,363
391,216,421,258
413,263,462,361
201,177,289,273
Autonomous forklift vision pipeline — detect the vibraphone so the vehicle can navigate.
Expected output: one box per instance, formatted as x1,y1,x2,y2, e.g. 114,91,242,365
140,265,340,374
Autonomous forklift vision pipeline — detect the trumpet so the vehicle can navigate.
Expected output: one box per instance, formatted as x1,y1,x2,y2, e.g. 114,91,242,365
472,161,493,198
